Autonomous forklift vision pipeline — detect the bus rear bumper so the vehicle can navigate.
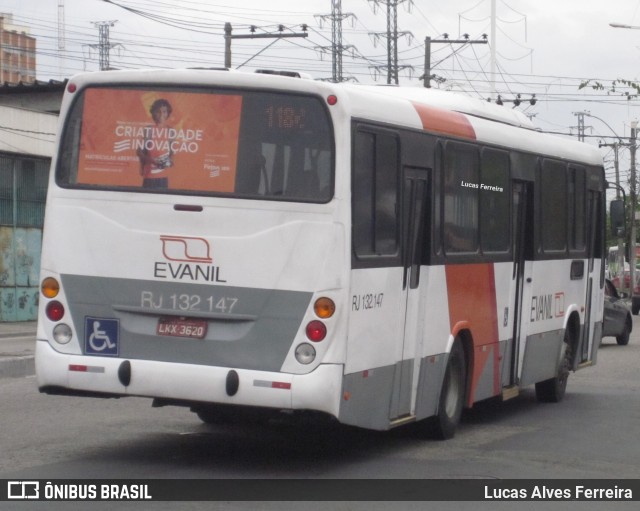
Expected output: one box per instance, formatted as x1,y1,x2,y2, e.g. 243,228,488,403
35,340,343,418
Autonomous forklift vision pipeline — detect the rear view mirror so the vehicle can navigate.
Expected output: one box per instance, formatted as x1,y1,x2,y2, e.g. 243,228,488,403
610,199,625,238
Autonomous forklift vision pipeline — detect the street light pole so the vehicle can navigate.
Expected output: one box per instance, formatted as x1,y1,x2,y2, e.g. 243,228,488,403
609,23,640,298
630,121,638,303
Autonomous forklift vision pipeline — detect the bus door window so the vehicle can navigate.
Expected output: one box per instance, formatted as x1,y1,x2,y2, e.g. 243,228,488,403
510,181,533,385
581,189,602,362
480,149,510,254
403,168,430,289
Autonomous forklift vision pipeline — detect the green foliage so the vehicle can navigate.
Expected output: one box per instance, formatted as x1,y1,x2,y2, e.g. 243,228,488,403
579,79,640,100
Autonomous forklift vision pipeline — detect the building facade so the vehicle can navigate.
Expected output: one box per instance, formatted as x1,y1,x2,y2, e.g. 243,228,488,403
0,81,64,322
0,13,36,85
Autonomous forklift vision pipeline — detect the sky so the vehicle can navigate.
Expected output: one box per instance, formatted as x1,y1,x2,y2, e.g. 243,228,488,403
4,0,640,189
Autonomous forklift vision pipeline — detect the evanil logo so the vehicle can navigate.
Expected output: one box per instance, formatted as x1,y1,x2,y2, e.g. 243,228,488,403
160,235,212,263
154,235,226,282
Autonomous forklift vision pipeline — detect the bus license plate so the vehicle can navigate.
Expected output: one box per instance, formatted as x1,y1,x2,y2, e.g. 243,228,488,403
157,317,207,339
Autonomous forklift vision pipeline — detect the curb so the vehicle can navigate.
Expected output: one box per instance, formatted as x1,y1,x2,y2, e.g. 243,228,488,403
0,355,35,379
0,323,37,379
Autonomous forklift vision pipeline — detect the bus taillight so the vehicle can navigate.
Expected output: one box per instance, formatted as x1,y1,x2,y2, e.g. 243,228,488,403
314,297,335,319
41,277,60,298
46,301,65,322
306,320,327,342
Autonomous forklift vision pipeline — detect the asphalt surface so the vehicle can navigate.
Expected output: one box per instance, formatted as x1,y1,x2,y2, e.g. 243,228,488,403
0,321,36,379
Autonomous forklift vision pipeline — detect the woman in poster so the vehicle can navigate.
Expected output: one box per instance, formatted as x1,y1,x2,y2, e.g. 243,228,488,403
137,98,175,188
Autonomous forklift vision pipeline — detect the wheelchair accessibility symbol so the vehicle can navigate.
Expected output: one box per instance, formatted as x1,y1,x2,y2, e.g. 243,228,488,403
85,317,119,356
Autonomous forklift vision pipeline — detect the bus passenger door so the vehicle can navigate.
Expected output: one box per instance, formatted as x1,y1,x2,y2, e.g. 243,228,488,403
390,166,430,420
508,181,533,388
577,189,601,365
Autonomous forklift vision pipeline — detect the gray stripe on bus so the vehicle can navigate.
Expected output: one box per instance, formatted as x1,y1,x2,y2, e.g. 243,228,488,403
61,275,312,372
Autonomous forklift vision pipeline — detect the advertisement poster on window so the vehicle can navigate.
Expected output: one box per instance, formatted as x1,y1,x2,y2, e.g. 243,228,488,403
77,88,243,192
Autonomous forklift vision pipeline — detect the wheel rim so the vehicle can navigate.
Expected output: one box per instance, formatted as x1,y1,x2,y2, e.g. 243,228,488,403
444,361,462,418
558,340,571,387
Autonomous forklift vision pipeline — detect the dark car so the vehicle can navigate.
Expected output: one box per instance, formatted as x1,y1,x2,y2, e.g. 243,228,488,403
603,279,633,345
611,270,640,315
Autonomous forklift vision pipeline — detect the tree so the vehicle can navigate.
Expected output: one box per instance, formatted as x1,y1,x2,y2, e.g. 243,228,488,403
579,79,640,100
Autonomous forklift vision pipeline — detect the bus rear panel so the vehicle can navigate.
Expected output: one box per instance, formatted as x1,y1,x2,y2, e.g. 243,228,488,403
37,72,345,421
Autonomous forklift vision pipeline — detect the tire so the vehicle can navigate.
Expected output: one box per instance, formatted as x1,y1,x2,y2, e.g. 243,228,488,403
193,404,271,425
429,340,467,440
193,404,238,425
616,317,632,346
535,329,572,403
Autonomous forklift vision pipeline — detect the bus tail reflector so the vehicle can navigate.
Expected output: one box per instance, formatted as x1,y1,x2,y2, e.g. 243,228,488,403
69,364,105,373
327,95,338,106
271,381,292,390
253,380,292,390
46,301,65,321
306,320,327,342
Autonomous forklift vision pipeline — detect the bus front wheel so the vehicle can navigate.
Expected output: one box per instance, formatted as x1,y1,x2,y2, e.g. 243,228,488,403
535,330,572,403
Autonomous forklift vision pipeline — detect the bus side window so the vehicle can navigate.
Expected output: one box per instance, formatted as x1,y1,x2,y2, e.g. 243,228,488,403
352,128,399,260
443,142,479,254
568,165,586,253
540,159,568,254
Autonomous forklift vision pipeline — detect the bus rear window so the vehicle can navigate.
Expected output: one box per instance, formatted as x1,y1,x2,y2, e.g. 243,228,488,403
57,87,334,202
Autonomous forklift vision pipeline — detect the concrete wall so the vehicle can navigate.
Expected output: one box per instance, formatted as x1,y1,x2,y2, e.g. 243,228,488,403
0,104,57,157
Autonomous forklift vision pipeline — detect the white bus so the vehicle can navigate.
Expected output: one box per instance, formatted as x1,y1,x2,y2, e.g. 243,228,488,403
36,69,605,439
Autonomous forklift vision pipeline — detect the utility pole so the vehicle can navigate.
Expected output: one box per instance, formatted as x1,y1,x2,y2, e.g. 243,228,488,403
572,112,595,142
58,0,65,78
369,0,413,84
601,141,626,283
90,21,120,71
490,0,496,98
224,22,232,69
422,34,487,88
574,112,586,142
316,1,355,82
224,23,308,70
630,122,638,305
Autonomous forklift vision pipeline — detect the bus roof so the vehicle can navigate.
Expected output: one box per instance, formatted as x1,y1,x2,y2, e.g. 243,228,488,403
349,84,535,129
340,83,604,167
64,68,604,168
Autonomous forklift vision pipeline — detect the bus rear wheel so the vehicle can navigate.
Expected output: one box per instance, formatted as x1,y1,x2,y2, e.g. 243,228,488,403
193,404,272,425
535,330,572,403
429,340,467,440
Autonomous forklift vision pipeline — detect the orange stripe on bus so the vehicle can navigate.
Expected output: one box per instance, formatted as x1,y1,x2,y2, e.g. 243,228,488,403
412,102,476,140
445,263,500,404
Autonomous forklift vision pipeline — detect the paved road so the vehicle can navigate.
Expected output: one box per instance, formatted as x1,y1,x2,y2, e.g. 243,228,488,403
1,320,639,510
